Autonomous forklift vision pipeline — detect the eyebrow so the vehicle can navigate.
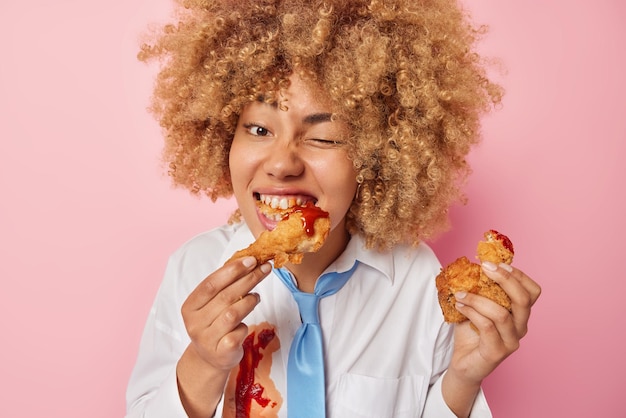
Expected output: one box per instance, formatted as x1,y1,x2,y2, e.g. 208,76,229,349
304,113,333,125
255,96,334,125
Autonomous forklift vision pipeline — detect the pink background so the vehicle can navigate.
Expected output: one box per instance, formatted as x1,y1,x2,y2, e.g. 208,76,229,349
1,0,624,416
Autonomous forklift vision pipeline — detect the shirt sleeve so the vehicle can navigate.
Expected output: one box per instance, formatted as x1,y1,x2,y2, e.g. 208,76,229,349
125,226,249,417
422,370,492,417
125,364,188,418
421,303,492,418
125,252,193,418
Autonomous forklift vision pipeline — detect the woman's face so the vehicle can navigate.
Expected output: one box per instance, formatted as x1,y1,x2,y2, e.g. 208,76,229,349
229,74,357,246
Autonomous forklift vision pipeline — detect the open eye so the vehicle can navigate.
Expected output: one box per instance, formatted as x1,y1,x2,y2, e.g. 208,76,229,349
243,123,271,137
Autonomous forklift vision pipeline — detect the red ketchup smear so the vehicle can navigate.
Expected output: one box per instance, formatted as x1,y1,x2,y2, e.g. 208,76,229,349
283,202,329,237
235,328,277,418
490,229,514,254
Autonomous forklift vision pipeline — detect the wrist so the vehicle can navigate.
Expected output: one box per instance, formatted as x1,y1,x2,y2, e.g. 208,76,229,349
444,364,483,389
177,345,230,418
441,369,482,418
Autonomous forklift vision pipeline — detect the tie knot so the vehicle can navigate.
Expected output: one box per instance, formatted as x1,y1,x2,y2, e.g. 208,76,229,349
293,292,320,324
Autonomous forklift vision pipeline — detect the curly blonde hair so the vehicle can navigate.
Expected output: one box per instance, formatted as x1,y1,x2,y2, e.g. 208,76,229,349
139,0,502,249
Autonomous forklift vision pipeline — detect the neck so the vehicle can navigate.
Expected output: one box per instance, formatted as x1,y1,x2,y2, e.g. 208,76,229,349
286,221,350,293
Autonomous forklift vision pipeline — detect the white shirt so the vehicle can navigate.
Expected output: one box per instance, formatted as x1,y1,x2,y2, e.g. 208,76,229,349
126,222,491,417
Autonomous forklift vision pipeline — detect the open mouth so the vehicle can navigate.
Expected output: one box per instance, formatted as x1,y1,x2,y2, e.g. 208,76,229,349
254,193,317,221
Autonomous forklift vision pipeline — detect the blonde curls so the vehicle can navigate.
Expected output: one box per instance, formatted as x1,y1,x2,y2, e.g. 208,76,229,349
139,0,502,249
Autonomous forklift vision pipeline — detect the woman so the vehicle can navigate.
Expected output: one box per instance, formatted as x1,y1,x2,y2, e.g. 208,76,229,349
126,1,541,416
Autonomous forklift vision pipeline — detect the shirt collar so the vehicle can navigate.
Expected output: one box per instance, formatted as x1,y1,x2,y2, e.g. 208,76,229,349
218,222,256,266
343,234,395,284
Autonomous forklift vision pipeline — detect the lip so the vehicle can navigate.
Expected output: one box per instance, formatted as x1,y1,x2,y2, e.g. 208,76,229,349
255,205,281,231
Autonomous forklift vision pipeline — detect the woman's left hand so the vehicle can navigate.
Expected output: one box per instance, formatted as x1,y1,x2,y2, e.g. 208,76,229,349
450,261,542,385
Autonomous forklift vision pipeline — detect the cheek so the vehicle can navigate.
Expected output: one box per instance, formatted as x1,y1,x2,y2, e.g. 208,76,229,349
333,157,358,194
229,138,250,188
323,157,358,211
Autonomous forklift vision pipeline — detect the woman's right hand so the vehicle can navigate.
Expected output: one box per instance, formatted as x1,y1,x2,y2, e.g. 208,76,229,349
176,256,271,417
183,256,271,370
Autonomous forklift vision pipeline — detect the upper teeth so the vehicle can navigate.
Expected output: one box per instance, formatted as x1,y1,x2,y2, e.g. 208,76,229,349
259,194,306,210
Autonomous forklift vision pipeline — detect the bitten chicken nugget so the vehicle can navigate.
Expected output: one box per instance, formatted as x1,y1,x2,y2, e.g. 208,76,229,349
436,230,514,323
476,229,514,265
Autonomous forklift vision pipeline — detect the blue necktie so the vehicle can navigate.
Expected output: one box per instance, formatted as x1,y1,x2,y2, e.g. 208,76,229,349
274,262,358,418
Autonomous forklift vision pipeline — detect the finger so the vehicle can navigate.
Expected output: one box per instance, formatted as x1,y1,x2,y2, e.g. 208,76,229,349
484,262,541,306
481,262,540,338
185,257,260,311
184,292,261,368
509,266,542,306
209,293,262,346
455,292,520,354
207,263,271,318
185,264,270,339
219,322,250,354
204,322,250,371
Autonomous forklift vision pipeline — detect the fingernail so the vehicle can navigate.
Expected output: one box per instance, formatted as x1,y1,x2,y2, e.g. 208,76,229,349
260,263,272,274
254,292,261,303
499,263,513,273
500,263,513,273
242,257,257,268
455,291,467,300
481,261,497,271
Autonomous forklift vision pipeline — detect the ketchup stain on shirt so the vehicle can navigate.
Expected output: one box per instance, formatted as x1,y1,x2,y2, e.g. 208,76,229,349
235,328,278,417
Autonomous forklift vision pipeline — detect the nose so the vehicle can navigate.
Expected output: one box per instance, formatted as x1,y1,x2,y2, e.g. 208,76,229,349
262,139,305,179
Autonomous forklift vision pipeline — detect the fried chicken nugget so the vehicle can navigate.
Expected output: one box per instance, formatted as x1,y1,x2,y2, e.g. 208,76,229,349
228,203,331,268
436,230,514,323
476,229,514,265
